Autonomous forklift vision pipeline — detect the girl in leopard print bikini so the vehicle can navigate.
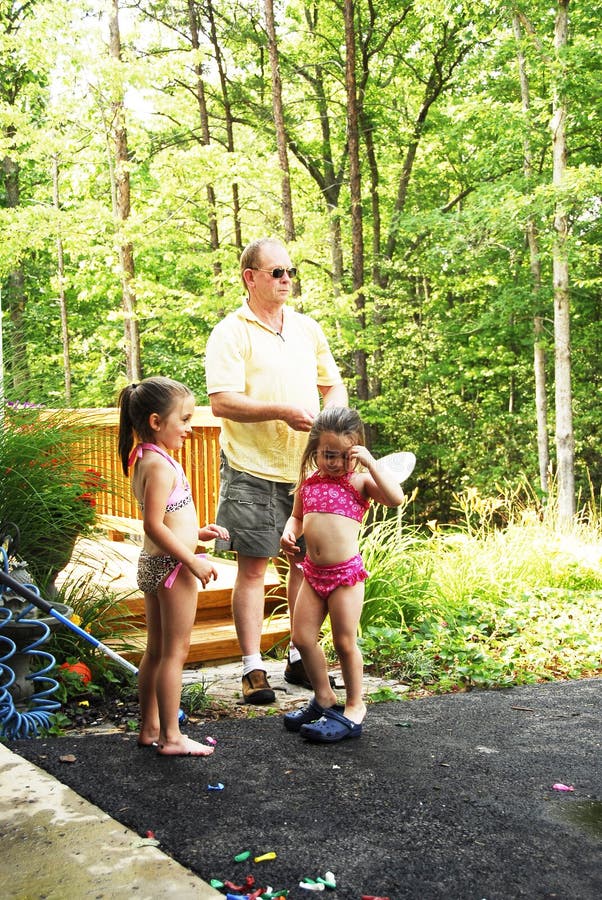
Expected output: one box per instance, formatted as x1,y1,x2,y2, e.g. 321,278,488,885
118,377,229,757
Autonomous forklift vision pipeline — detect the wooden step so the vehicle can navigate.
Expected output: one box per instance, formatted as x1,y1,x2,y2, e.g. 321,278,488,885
116,613,291,666
59,536,290,665
117,577,287,628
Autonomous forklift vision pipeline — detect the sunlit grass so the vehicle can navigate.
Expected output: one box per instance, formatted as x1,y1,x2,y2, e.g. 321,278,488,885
345,486,602,692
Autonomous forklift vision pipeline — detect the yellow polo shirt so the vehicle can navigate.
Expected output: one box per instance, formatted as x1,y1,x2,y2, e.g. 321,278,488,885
205,301,343,482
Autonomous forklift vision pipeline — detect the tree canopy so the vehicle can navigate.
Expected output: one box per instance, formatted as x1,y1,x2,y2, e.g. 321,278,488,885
1,0,600,519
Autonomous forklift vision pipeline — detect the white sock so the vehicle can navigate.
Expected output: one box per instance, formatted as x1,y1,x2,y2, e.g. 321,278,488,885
242,654,265,676
288,644,301,663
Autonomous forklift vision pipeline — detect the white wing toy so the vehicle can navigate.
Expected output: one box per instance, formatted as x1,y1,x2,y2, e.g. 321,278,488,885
378,451,416,483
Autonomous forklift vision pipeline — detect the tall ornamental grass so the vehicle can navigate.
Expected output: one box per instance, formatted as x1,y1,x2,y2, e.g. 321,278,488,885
322,486,602,692
0,405,102,589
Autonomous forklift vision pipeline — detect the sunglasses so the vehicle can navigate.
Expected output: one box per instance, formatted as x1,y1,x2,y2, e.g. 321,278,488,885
252,267,298,279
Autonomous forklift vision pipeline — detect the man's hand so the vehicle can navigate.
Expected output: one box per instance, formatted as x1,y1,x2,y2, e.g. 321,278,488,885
283,406,315,432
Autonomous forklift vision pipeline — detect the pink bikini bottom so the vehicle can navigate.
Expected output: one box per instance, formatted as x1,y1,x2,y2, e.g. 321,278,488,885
301,553,369,600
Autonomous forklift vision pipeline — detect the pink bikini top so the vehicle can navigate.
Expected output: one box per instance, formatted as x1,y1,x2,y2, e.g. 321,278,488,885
128,443,193,513
300,471,370,523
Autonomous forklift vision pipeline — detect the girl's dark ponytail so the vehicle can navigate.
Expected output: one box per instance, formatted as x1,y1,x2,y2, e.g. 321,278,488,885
118,384,136,476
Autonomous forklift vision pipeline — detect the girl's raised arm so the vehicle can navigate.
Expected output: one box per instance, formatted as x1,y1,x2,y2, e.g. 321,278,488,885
350,446,405,508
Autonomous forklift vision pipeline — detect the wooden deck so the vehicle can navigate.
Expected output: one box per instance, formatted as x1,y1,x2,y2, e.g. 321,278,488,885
58,535,290,665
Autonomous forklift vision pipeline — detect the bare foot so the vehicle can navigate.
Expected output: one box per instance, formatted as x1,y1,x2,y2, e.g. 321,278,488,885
157,735,214,757
137,731,159,748
344,703,367,725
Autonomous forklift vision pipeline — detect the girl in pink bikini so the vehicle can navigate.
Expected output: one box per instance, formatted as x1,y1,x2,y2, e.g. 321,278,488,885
118,377,229,757
280,407,404,743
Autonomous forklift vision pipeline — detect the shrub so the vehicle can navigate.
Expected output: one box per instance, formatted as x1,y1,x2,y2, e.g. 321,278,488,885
0,404,102,588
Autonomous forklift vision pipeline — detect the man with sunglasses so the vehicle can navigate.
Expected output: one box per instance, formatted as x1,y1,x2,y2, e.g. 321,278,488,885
205,237,347,703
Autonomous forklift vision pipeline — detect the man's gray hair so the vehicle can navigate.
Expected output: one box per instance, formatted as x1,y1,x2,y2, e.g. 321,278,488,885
239,238,284,291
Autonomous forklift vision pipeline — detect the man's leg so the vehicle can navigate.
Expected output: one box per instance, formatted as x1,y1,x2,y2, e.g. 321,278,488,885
283,558,337,690
233,554,275,704
287,557,304,622
283,558,312,684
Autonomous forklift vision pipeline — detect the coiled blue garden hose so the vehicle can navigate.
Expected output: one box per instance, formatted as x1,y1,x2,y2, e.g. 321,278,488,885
0,557,187,730
0,548,61,739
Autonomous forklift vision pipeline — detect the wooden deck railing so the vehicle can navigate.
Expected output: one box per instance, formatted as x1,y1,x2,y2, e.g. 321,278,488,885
72,407,222,532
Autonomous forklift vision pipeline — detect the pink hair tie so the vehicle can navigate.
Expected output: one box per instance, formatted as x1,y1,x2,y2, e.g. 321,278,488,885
127,444,143,467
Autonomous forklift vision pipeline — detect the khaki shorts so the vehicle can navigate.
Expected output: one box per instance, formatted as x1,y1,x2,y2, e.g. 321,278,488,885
214,453,305,559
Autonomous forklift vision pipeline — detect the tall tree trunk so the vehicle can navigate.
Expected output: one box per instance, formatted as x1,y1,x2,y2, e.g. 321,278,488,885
263,0,294,240
187,0,222,291
551,0,575,521
384,24,472,266
2,147,29,393
533,316,549,491
205,0,242,251
287,3,345,293
343,0,369,409
512,12,549,493
384,67,440,263
52,154,71,404
109,0,141,383
354,2,411,402
264,0,301,297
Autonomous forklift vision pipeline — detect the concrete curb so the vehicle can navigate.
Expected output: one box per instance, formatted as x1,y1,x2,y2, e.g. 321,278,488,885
0,742,221,899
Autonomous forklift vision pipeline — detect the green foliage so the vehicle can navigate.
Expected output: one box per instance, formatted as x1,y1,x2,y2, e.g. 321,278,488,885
356,487,602,692
0,406,101,588
1,0,601,518
180,677,215,715
47,568,138,663
366,685,403,704
357,508,429,634
41,711,72,736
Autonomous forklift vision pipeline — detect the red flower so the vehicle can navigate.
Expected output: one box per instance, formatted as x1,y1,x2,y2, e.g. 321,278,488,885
78,469,104,508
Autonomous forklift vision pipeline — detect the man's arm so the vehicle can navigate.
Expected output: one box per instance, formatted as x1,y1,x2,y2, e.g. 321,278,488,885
209,391,315,431
319,382,348,408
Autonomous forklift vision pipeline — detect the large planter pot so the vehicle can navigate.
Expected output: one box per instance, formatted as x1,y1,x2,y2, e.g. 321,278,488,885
0,600,74,703
30,532,80,595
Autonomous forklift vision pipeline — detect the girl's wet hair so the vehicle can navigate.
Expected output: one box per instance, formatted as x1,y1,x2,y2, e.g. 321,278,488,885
296,407,365,488
117,376,193,476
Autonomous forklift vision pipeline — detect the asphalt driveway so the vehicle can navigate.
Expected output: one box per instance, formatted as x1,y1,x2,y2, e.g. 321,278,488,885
9,677,602,900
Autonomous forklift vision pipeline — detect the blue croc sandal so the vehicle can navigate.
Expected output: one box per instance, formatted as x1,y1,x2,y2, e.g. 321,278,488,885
283,698,344,733
300,706,363,743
